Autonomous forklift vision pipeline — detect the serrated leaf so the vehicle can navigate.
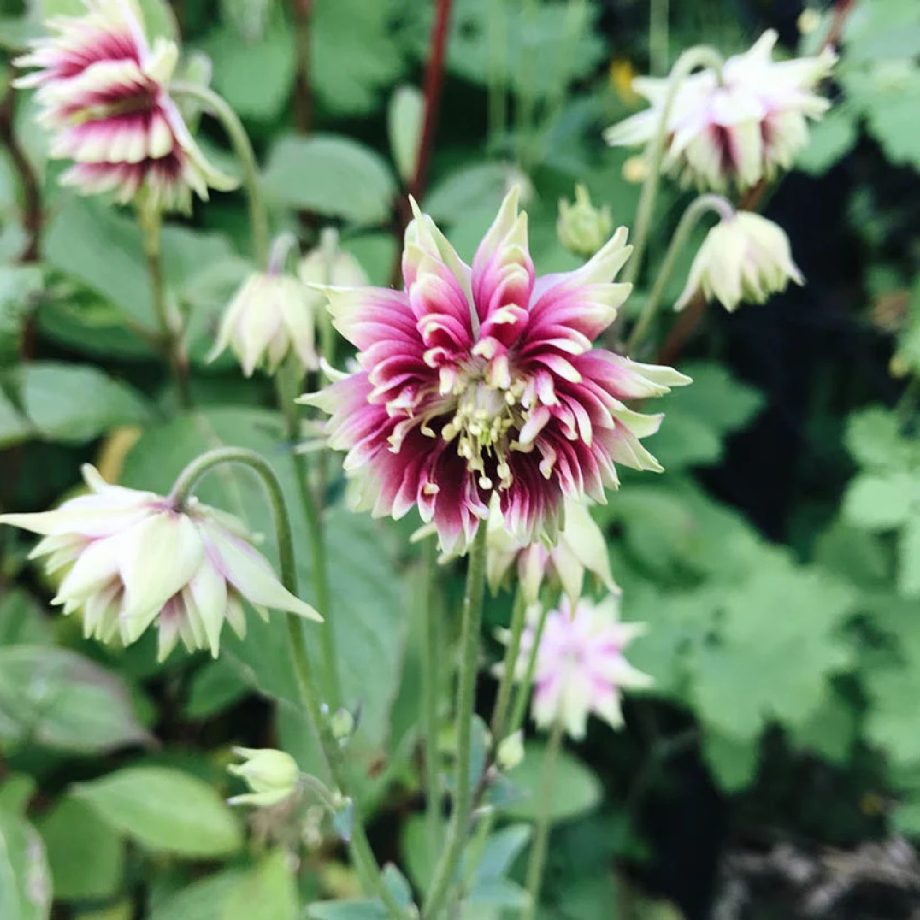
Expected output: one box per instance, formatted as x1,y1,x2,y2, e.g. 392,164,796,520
74,767,243,858
0,646,151,753
262,135,396,225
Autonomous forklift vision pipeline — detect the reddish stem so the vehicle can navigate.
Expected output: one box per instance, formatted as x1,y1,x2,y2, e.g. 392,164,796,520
0,89,42,265
290,0,314,134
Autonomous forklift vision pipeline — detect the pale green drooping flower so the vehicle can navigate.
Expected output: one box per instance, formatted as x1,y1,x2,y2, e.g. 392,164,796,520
677,211,803,312
228,747,300,807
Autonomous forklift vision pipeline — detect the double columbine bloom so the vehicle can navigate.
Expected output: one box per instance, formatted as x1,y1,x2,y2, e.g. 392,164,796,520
678,211,803,312
0,465,320,660
513,596,651,738
304,190,689,553
15,0,232,210
606,30,835,191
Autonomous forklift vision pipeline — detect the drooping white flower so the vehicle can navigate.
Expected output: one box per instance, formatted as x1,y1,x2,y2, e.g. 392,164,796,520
228,747,300,808
0,465,321,660
677,211,803,312
511,595,651,739
605,30,836,191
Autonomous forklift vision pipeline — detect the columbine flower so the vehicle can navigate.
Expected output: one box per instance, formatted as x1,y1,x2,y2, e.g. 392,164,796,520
677,211,803,312
605,30,836,191
208,272,319,377
302,189,690,554
298,241,368,290
514,596,651,738
557,185,613,257
0,465,320,660
486,497,618,604
15,0,233,210
228,747,300,808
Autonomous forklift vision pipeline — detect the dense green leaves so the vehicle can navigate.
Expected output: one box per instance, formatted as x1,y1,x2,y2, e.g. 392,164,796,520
74,767,243,858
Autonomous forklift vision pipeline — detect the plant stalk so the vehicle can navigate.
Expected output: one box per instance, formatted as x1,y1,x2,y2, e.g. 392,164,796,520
507,602,550,739
490,586,528,746
422,537,444,852
423,524,488,918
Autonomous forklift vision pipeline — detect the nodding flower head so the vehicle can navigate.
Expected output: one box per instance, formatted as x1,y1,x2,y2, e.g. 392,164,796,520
302,189,690,554
15,0,233,210
512,595,652,739
0,465,320,660
605,30,836,192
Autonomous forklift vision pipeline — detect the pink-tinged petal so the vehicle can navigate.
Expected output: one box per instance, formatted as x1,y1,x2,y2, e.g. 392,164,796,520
325,286,417,350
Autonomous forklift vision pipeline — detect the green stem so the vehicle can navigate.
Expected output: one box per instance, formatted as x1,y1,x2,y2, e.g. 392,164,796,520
625,193,734,354
276,357,341,709
317,227,339,367
423,525,488,919
622,45,726,289
522,717,564,920
507,603,550,739
649,0,669,75
170,81,270,267
137,206,191,408
490,586,528,745
422,537,444,852
168,448,406,919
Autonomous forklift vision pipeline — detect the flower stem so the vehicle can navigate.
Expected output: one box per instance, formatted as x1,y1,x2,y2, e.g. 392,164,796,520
625,193,734,354
422,537,444,852
490,586,527,746
137,205,191,408
507,602,550,739
423,524,488,919
276,356,341,709
622,45,726,290
170,81,270,267
169,447,406,919
522,717,564,920
649,0,669,75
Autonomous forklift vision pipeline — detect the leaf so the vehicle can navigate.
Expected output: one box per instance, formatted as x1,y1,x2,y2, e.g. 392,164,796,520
0,646,151,753
37,796,124,902
184,660,249,720
262,135,396,225
845,406,915,471
503,742,602,824
0,266,41,369
0,390,32,449
148,869,246,920
898,515,920,597
223,851,298,920
73,767,243,858
843,472,915,530
0,806,51,920
0,591,52,647
424,163,512,223
388,85,424,184
701,730,759,793
19,362,151,444
795,107,858,175
307,866,413,919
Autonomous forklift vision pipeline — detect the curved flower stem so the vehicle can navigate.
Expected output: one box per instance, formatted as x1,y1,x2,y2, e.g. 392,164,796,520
137,205,191,408
169,447,406,919
276,356,341,709
522,717,564,920
422,537,444,851
490,586,528,746
170,81,270,267
649,0,669,76
625,193,734,354
622,45,726,290
423,525,488,919
507,602,550,739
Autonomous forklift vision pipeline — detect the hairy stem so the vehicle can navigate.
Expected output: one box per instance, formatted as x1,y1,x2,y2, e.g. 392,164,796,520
422,537,444,852
626,193,734,354
507,602,550,739
423,525,488,918
138,207,192,408
490,586,528,745
169,448,405,918
522,717,564,920
170,81,270,267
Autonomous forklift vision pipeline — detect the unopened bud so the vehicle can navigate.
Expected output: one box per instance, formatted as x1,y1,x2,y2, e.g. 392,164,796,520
496,730,524,771
228,747,300,808
557,185,613,257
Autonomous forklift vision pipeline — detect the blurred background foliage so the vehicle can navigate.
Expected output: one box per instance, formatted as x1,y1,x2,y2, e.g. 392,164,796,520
0,0,919,918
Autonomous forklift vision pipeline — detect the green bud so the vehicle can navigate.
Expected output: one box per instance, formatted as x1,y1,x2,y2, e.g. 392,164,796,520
557,185,613,257
496,730,524,771
228,747,300,808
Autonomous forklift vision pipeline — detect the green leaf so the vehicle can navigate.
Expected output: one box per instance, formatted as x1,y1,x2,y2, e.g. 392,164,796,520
262,135,396,225
0,390,31,448
0,806,51,920
503,742,602,824
424,163,512,223
795,107,858,175
899,515,920,597
843,472,915,530
388,85,424,184
148,869,246,920
184,660,249,720
19,362,151,444
0,591,52,647
845,406,915,470
37,796,123,902
223,851,298,920
73,767,243,858
701,730,759,793
0,646,151,753
0,266,41,369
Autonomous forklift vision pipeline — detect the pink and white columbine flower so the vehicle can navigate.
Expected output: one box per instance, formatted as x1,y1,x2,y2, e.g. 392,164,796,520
15,0,233,210
302,189,690,554
517,596,651,738
0,465,320,660
605,31,836,191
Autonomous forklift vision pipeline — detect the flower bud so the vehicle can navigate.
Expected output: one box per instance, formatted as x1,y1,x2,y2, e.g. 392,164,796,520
496,730,524,771
208,272,319,377
228,747,300,808
298,239,368,289
677,211,803,313
557,185,613,257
